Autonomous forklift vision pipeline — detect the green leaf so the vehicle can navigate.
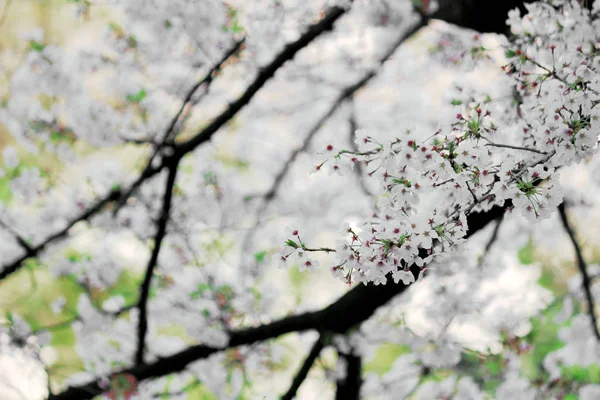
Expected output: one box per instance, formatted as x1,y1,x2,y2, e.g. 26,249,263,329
451,99,462,106
190,283,212,298
126,89,147,104
254,251,267,263
5,311,13,325
51,326,77,346
518,239,535,265
285,239,299,249
562,364,600,384
505,49,517,58
363,343,411,376
29,41,46,52
485,359,503,375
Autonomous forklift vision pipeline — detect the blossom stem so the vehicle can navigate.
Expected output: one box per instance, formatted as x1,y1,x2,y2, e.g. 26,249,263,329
484,142,547,154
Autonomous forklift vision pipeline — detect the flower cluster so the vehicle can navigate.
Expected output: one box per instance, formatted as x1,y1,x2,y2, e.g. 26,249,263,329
282,0,600,285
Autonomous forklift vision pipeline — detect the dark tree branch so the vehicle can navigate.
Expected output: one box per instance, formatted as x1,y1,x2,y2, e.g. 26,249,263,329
112,39,246,214
49,202,506,400
134,163,180,365
164,38,246,143
173,3,352,158
478,211,504,267
0,188,122,281
432,0,534,35
280,335,326,400
335,351,362,400
558,202,600,341
0,2,348,283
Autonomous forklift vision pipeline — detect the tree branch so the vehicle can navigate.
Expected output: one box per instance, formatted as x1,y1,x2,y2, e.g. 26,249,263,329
0,188,122,281
173,3,352,158
558,202,600,341
134,163,180,365
478,211,504,267
0,2,349,283
335,351,362,400
164,38,246,143
280,335,326,400
49,201,506,400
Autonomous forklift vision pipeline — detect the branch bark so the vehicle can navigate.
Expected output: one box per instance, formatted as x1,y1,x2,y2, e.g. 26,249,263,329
335,352,362,400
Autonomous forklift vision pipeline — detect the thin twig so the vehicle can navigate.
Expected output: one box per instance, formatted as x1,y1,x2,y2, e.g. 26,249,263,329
163,38,246,143
558,202,600,341
484,142,547,155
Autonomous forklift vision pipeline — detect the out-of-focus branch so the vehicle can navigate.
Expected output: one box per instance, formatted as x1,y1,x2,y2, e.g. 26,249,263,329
49,201,506,400
173,3,352,157
558,202,600,341
281,335,326,400
112,39,246,214
0,2,350,283
348,101,373,198
335,351,362,400
164,38,246,143
134,163,180,365
0,188,122,281
477,212,504,267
